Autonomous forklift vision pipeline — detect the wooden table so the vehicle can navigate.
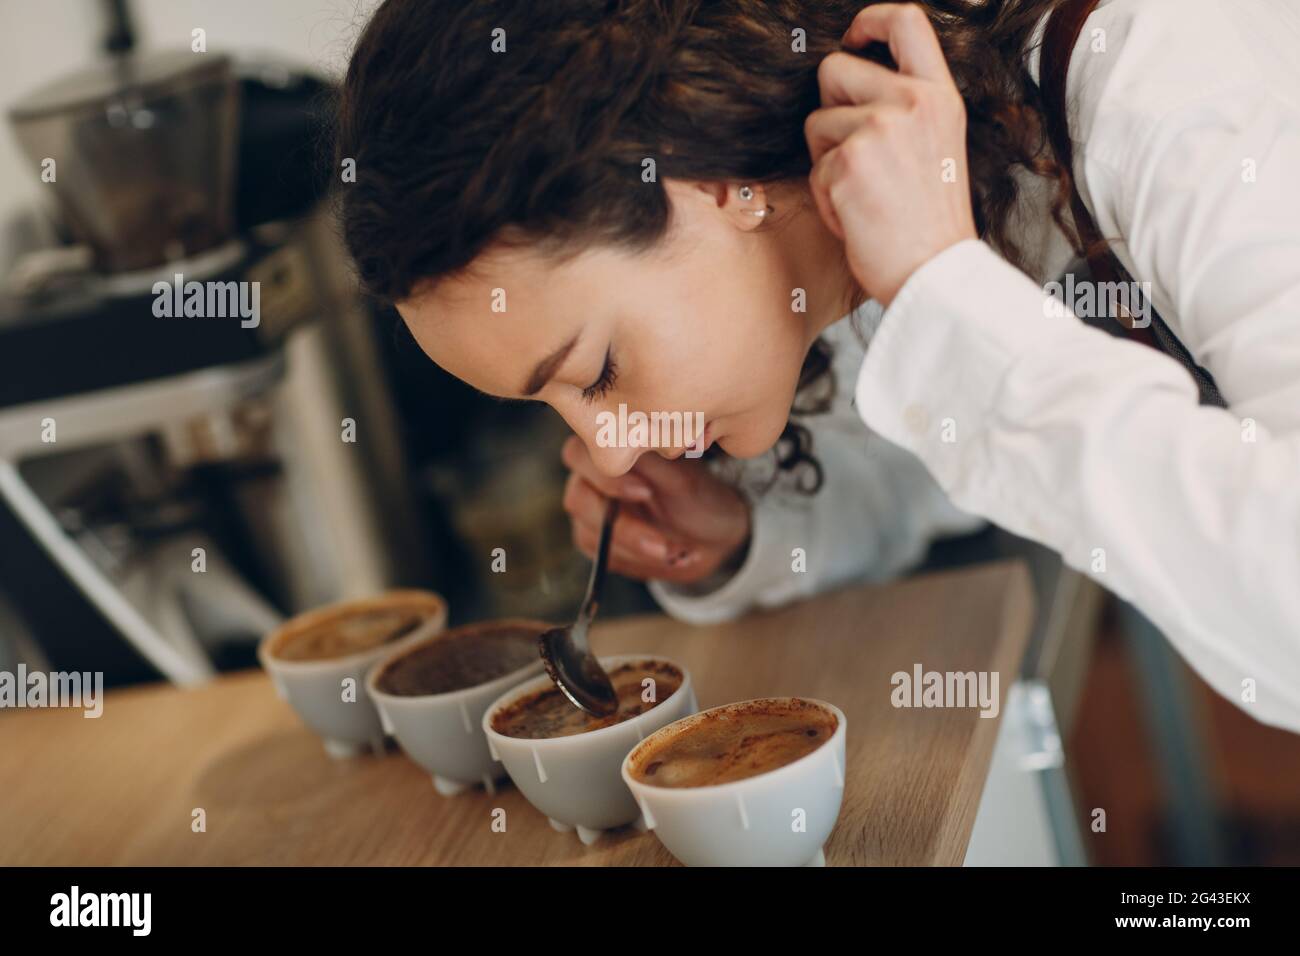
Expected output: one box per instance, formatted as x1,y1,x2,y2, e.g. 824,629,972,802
0,561,1033,866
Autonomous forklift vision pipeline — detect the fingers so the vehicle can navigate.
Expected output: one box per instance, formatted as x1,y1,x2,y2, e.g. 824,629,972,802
807,156,845,240
572,515,669,578
570,494,706,583
808,113,864,240
560,436,744,584
561,435,653,503
563,434,703,563
564,472,672,563
841,3,951,85
808,6,966,258
816,51,901,110
806,104,878,163
569,512,686,580
624,449,693,497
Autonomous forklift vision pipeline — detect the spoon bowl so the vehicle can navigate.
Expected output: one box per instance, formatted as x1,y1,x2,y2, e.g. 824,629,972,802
538,499,621,717
539,624,618,716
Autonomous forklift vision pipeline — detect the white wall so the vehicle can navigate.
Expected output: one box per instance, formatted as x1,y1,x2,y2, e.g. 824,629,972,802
0,0,382,246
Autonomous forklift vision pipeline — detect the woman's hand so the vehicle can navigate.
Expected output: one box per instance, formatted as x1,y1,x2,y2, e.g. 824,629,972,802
806,3,978,307
561,436,752,585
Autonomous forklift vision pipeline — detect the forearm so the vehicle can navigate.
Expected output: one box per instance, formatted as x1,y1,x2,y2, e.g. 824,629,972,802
857,240,1300,732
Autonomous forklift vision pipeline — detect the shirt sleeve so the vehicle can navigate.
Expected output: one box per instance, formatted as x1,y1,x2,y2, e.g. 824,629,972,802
648,317,982,626
854,233,1300,731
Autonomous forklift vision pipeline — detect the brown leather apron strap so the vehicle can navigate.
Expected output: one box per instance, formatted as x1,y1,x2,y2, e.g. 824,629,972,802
1041,0,1154,340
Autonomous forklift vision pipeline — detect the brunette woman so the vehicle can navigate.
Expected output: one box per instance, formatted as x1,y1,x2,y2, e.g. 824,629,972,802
335,0,1300,731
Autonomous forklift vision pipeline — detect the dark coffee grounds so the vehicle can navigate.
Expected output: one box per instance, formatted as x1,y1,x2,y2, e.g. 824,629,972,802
376,622,545,696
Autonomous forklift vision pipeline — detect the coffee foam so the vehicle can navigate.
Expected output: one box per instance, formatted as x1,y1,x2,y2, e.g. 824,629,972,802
629,697,837,788
491,660,683,740
268,592,444,663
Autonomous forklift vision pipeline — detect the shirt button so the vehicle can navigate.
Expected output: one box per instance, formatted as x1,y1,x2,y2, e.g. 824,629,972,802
902,403,930,437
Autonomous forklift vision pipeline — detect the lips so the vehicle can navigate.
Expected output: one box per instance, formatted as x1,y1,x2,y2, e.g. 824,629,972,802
657,422,714,461
684,422,712,456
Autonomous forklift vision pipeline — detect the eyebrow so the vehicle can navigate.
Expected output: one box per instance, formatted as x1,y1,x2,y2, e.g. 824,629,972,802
521,332,580,397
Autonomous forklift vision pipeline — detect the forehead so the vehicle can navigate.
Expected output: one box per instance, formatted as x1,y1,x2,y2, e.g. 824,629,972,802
396,243,602,397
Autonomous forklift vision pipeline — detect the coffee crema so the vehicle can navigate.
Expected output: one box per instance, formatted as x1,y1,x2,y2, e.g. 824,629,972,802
629,698,837,788
491,660,682,740
376,621,546,696
272,607,431,662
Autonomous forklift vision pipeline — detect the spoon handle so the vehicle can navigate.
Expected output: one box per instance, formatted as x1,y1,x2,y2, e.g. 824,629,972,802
576,499,619,638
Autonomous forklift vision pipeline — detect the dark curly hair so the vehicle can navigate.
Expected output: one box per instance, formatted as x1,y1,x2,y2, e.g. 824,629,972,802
334,0,1081,490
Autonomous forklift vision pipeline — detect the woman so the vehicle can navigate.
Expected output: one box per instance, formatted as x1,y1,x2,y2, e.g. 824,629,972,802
335,0,1300,731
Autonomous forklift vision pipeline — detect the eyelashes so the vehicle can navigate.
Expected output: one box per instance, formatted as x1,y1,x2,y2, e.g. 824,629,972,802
580,347,618,404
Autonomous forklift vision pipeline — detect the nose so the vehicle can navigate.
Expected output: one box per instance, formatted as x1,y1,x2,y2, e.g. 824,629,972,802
556,402,646,478
586,438,643,478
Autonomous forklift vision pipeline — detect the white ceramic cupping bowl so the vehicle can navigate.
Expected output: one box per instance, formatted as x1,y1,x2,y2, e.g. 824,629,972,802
258,590,447,759
483,654,697,846
366,619,549,797
621,697,847,867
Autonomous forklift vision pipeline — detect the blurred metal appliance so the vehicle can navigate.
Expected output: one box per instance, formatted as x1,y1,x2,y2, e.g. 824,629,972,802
0,5,433,685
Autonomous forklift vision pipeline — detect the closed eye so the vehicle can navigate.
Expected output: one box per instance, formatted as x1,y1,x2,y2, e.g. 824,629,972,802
580,348,618,404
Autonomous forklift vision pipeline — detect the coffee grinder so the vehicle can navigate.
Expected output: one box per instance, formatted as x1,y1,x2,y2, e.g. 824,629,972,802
0,3,435,685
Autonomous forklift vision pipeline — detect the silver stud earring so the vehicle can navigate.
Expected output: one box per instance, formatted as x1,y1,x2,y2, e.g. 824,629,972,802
738,184,770,219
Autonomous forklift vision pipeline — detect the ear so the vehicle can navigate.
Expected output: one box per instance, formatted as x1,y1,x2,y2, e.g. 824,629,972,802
668,180,773,233
719,182,772,232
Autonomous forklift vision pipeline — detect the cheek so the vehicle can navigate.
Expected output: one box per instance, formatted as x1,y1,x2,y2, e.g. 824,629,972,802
717,294,807,404
705,286,810,456
622,271,805,445
672,272,800,379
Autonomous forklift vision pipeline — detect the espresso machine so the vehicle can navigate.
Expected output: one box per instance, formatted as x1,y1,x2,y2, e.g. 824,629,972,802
0,3,437,686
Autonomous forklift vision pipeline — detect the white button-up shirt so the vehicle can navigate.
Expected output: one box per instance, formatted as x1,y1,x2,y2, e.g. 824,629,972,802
652,0,1300,733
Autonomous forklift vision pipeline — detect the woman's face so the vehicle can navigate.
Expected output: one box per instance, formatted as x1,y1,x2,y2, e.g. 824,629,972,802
397,179,852,477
